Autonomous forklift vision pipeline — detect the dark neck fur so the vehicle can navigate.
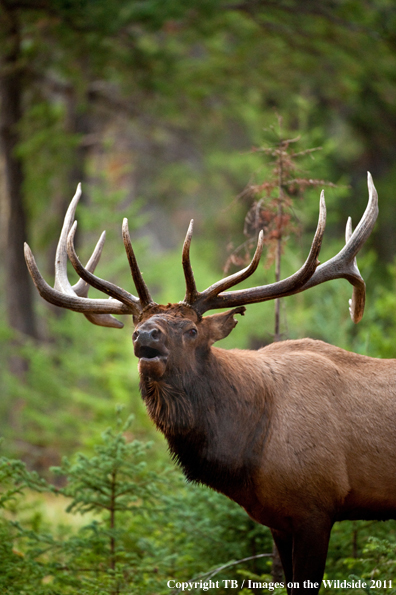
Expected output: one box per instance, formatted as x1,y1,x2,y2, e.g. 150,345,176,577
139,350,271,495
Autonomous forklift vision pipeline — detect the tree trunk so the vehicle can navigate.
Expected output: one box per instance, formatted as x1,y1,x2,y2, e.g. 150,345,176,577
0,3,38,339
45,86,91,280
271,541,284,583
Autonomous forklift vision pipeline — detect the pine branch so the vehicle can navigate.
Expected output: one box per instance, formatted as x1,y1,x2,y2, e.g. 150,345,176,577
172,552,273,593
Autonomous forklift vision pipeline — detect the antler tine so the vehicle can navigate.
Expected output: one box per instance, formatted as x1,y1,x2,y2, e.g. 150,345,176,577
122,218,155,309
191,191,326,314
182,220,198,304
67,221,142,314
302,171,378,323
72,230,106,296
184,230,265,308
53,183,81,293
344,216,365,323
71,231,124,328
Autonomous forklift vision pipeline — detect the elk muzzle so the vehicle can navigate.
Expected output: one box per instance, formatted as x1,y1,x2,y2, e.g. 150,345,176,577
133,322,169,378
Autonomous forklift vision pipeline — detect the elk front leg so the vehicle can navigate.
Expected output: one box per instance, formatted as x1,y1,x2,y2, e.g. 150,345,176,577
271,528,293,592
290,517,333,595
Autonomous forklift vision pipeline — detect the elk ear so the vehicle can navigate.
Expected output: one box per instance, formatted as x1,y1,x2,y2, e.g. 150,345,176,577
204,306,246,345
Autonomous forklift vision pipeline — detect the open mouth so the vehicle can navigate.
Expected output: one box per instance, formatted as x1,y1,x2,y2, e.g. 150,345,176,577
135,344,167,361
137,346,163,360
134,344,168,378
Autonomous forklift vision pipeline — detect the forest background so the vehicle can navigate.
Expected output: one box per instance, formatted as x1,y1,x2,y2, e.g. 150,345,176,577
1,1,396,593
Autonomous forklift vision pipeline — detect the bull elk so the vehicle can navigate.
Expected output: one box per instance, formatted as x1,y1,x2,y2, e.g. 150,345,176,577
25,173,385,594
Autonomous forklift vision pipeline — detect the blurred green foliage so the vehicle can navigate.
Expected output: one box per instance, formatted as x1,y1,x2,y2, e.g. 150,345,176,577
0,413,273,594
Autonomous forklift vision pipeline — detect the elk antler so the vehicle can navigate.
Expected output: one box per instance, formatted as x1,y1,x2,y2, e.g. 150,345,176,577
24,184,143,328
182,221,266,305
182,172,378,321
122,218,155,309
300,172,378,323
182,190,326,314
25,175,378,328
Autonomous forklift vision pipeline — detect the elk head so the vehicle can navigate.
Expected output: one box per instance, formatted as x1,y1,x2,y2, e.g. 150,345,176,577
132,303,247,380
24,174,378,362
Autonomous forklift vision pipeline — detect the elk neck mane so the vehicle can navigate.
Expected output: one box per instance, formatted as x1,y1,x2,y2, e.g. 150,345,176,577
139,346,273,495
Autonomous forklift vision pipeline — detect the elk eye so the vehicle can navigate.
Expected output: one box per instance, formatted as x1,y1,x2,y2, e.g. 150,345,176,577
187,328,197,338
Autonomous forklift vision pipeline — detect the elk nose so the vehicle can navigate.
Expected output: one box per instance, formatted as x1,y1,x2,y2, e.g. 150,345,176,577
133,324,168,361
133,327,162,345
